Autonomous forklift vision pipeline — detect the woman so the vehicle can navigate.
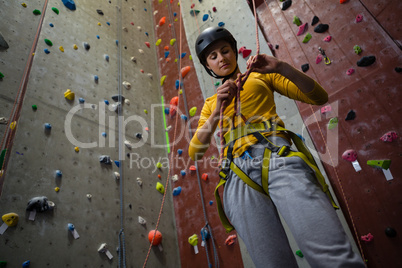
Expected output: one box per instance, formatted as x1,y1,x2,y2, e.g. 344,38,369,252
189,27,365,268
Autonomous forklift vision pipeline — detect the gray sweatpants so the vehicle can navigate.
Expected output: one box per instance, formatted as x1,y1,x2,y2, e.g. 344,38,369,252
223,137,365,268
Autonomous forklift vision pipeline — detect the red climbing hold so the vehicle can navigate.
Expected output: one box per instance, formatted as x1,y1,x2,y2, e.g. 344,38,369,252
158,174,162,179
201,173,208,181
170,96,179,116
316,54,323,64
346,68,355,75
297,22,308,36
380,131,397,142
340,0,348,3
159,17,166,27
148,230,162,246
213,7,217,12
131,22,134,25
355,14,363,23
190,165,197,171
323,35,332,42
181,66,191,78
239,46,252,58
145,42,150,48
191,4,195,8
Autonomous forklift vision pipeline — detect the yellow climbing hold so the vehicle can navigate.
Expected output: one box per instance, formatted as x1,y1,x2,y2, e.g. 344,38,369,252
98,22,101,26
55,187,60,192
59,46,64,52
21,3,27,7
170,39,176,46
73,44,78,50
174,58,178,63
160,75,167,86
159,0,163,3
74,146,79,152
64,89,75,100
189,107,197,116
144,109,148,114
174,18,178,22
177,2,180,6
10,121,17,130
156,182,165,194
155,39,162,46
179,89,183,94
156,162,162,169
2,213,19,227
189,55,193,60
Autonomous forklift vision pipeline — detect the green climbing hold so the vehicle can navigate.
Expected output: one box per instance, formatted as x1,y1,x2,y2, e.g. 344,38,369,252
367,160,391,170
214,82,220,86
156,162,162,169
0,149,7,170
190,10,200,16
302,33,312,43
32,104,38,110
160,75,166,86
44,39,53,46
52,7,59,14
33,9,41,15
189,107,197,117
353,45,362,55
293,16,302,26
189,55,192,60
296,250,304,258
328,117,338,130
156,182,165,194
0,72,4,79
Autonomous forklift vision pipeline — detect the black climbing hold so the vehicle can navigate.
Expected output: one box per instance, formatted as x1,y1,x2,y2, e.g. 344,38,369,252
395,67,402,73
281,0,292,11
311,16,319,26
301,63,309,73
96,9,104,15
129,204,132,209
0,33,9,50
99,155,112,165
314,24,329,33
385,227,397,238
136,133,142,139
345,110,356,121
83,42,90,50
111,94,125,102
357,56,376,67
126,153,130,158
275,44,279,49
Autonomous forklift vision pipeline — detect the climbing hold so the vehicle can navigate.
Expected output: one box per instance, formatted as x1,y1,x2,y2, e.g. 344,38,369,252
115,40,119,46
2,213,19,227
172,186,182,196
10,121,17,130
138,216,146,225
160,75,167,86
218,22,225,27
345,110,356,120
137,177,143,186
177,149,183,155
26,196,55,212
44,123,52,130
323,35,332,42
190,10,200,16
361,233,374,242
98,243,113,259
380,131,397,142
201,173,208,181
32,104,38,110
356,14,363,23
52,7,59,14
96,35,100,39
136,133,142,139
111,95,125,102
96,9,104,15
114,171,120,180
225,234,237,245
181,66,191,78
104,54,109,61
33,9,41,15
74,146,79,152
209,201,213,205
59,46,64,52
173,12,177,17
281,0,292,10
159,17,166,26
175,80,180,89
44,48,50,54
164,107,170,115
94,75,99,83
202,14,209,21
0,72,4,79
49,23,54,27
189,107,197,116
99,155,112,165
98,22,101,26
122,81,131,89
148,230,162,245
296,23,308,36
164,51,170,58
106,22,110,26
311,16,319,26
0,33,9,50
83,42,90,50
55,187,60,192
346,68,355,75
342,149,358,162
320,105,331,114
181,115,188,121
367,159,391,170
68,223,79,239
213,6,217,12
164,46,169,51
55,170,62,177
189,165,197,171
64,89,75,100
180,52,187,58
385,227,397,238
104,99,109,106
314,24,329,33
357,56,376,67
296,250,304,258
145,42,150,48
302,33,312,43
22,261,30,267
301,63,309,73
61,0,76,11
180,170,186,176
328,117,338,130
73,44,78,50
340,0,348,3
155,39,162,46
156,162,162,169
353,45,362,55
170,39,176,46
293,16,302,26
238,46,252,58
21,3,27,7
316,54,323,64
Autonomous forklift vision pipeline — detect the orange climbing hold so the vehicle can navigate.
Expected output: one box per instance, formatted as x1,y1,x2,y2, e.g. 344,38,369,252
159,17,166,27
181,66,191,78
148,230,162,246
340,0,348,3
225,234,237,245
201,173,208,181
164,46,169,50
145,42,150,48
190,165,197,171
170,96,179,116
158,174,162,179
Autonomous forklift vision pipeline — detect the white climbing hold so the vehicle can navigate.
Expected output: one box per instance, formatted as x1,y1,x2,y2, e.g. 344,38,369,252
114,172,120,180
137,177,143,186
123,81,131,89
137,26,142,31
166,125,172,132
86,194,92,199
138,216,146,225
131,57,137,62
153,10,158,15
124,140,132,149
147,73,153,79
138,49,144,54
0,117,8,125
124,99,130,105
123,27,128,32
171,174,178,182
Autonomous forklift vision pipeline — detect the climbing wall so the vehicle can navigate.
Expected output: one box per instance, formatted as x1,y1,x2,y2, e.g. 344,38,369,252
252,0,402,267
0,0,180,267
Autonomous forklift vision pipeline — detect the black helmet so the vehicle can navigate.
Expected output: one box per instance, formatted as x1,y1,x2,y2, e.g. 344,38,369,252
195,27,238,79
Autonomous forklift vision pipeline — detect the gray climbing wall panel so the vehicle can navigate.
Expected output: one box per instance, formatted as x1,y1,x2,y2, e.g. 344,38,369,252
0,0,180,267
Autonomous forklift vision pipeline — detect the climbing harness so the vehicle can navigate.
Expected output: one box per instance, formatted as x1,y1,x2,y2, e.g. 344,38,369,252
214,120,339,232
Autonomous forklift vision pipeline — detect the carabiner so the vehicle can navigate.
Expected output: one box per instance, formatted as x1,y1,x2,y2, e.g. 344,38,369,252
318,47,331,65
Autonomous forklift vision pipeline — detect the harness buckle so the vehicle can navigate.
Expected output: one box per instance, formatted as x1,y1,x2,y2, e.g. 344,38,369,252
277,145,290,157
219,158,231,179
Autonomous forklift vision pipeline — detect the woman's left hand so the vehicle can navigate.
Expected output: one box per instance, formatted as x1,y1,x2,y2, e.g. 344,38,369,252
246,54,284,74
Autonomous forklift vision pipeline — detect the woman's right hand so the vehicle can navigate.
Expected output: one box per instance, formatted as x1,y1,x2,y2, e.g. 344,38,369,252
215,79,237,114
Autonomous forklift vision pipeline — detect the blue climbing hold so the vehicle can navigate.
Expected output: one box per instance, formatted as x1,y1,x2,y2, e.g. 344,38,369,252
164,107,170,115
145,32,149,36
173,12,177,17
172,186,182,196
56,170,62,177
79,98,85,103
49,23,54,27
114,160,120,167
44,123,52,130
96,35,100,39
177,149,183,155
164,51,170,58
144,8,147,11
209,200,213,205
22,261,30,268
61,0,76,11
175,80,180,89
106,22,110,26
67,223,75,231
102,132,107,137
202,14,209,21
44,48,50,54
104,100,109,105
115,40,119,45
181,115,187,121
218,22,225,27
180,52,186,58
94,75,99,83
181,170,186,176
105,54,109,61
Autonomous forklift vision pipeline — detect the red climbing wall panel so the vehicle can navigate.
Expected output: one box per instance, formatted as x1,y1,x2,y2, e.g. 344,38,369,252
151,1,244,267
253,0,402,267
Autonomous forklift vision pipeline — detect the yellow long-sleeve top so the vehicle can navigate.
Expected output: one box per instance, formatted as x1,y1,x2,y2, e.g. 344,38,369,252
189,72,328,161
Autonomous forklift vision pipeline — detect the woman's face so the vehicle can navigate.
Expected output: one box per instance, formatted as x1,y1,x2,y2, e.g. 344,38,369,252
205,40,237,77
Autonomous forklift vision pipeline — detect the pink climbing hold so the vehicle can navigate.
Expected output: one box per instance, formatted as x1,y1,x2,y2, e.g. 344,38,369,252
356,14,363,23
131,22,134,25
296,22,308,36
361,233,373,242
323,35,332,42
239,46,252,58
320,105,331,114
380,131,397,142
145,42,150,48
316,54,323,64
346,68,355,75
225,235,237,245
342,149,358,162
